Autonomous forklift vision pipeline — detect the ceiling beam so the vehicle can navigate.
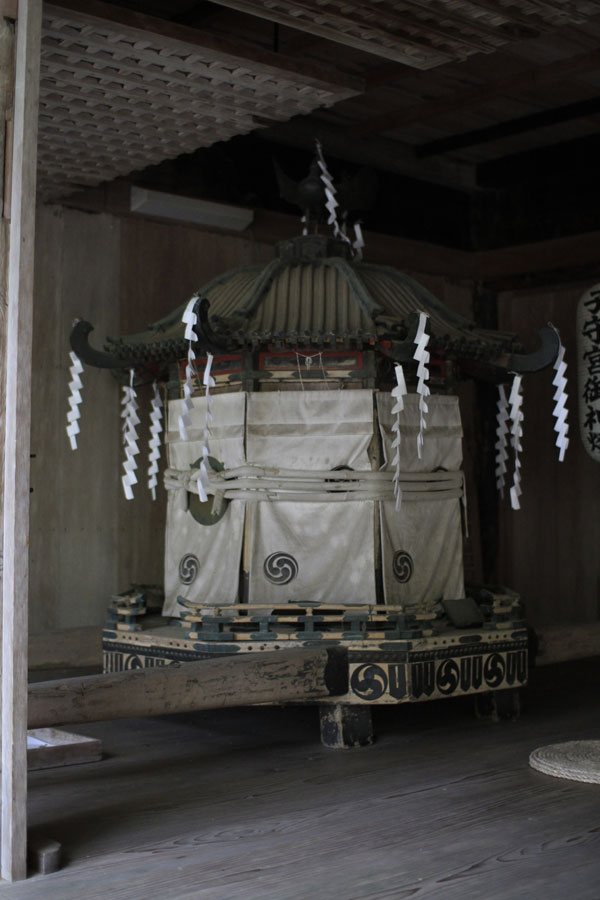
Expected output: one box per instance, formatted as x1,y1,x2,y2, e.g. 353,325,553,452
417,95,600,158
46,0,363,98
261,117,477,191
351,47,600,138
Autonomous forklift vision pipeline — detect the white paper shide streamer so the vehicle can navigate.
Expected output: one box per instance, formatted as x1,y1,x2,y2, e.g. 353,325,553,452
197,354,216,503
148,381,163,500
121,369,140,501
552,337,569,462
509,374,524,511
495,383,509,496
66,351,84,450
316,140,341,239
391,363,407,511
178,296,198,443
353,222,365,261
413,312,430,460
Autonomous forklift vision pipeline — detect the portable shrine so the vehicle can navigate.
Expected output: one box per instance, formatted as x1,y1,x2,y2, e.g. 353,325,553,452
68,170,566,747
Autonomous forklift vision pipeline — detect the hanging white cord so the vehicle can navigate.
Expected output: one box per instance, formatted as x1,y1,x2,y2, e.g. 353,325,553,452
178,296,198,442
413,312,430,460
509,374,524,510
495,383,509,496
121,368,140,501
551,331,569,462
147,381,163,501
391,363,407,512
66,351,84,450
295,350,330,390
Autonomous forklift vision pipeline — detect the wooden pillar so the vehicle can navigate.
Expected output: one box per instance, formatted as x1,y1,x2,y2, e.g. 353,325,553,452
0,2,17,750
472,284,500,583
1,0,41,882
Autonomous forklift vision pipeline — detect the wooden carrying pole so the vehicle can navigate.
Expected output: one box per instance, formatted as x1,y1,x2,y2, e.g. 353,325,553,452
27,648,348,728
1,0,41,882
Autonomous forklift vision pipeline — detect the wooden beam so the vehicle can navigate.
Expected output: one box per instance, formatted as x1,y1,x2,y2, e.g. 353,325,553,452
475,228,600,291
260,118,478,191
29,626,102,671
45,0,362,99
354,48,600,137
536,623,600,666
417,95,600,158
1,0,41,882
27,647,348,728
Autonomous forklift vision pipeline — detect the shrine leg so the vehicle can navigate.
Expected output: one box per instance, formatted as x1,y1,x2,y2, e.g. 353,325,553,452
474,688,521,722
319,703,374,749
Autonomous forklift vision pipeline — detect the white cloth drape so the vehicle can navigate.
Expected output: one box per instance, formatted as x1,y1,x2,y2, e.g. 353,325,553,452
377,393,465,605
246,390,376,605
163,392,246,615
161,389,466,614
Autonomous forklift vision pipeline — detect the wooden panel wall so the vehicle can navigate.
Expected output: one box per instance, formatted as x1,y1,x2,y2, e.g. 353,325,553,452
30,207,121,632
498,284,600,626
29,208,275,634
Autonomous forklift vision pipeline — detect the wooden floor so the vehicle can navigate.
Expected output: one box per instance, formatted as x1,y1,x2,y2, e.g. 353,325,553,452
1,659,599,899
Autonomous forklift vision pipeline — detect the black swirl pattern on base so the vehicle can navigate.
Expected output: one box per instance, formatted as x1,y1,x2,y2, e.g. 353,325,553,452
264,552,299,585
393,550,413,583
179,553,200,585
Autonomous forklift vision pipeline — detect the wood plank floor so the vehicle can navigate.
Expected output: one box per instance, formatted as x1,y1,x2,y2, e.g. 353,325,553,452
1,658,599,899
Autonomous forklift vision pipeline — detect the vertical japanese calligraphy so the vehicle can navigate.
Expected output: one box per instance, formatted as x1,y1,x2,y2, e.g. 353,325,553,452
577,284,600,462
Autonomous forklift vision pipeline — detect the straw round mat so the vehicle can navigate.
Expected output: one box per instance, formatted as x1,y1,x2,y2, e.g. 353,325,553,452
529,740,600,783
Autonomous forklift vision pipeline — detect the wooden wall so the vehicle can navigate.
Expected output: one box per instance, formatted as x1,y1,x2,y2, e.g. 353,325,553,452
30,207,121,633
498,284,600,627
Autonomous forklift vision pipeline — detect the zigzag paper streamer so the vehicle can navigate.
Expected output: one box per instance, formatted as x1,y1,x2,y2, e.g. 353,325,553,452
147,381,163,501
552,336,569,462
353,222,365,261
316,141,341,239
495,383,509,496
178,296,198,442
391,363,407,511
413,312,431,460
120,383,129,446
121,369,140,501
66,351,84,450
196,353,215,503
509,374,524,511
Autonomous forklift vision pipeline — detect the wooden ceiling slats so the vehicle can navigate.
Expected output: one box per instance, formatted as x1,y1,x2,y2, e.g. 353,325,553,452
335,1,502,56
40,48,313,121
38,0,363,199
208,0,600,67
34,0,600,202
203,0,461,68
46,0,363,93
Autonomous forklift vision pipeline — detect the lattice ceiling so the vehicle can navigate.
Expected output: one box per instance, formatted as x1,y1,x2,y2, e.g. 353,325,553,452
208,0,600,69
37,2,361,200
